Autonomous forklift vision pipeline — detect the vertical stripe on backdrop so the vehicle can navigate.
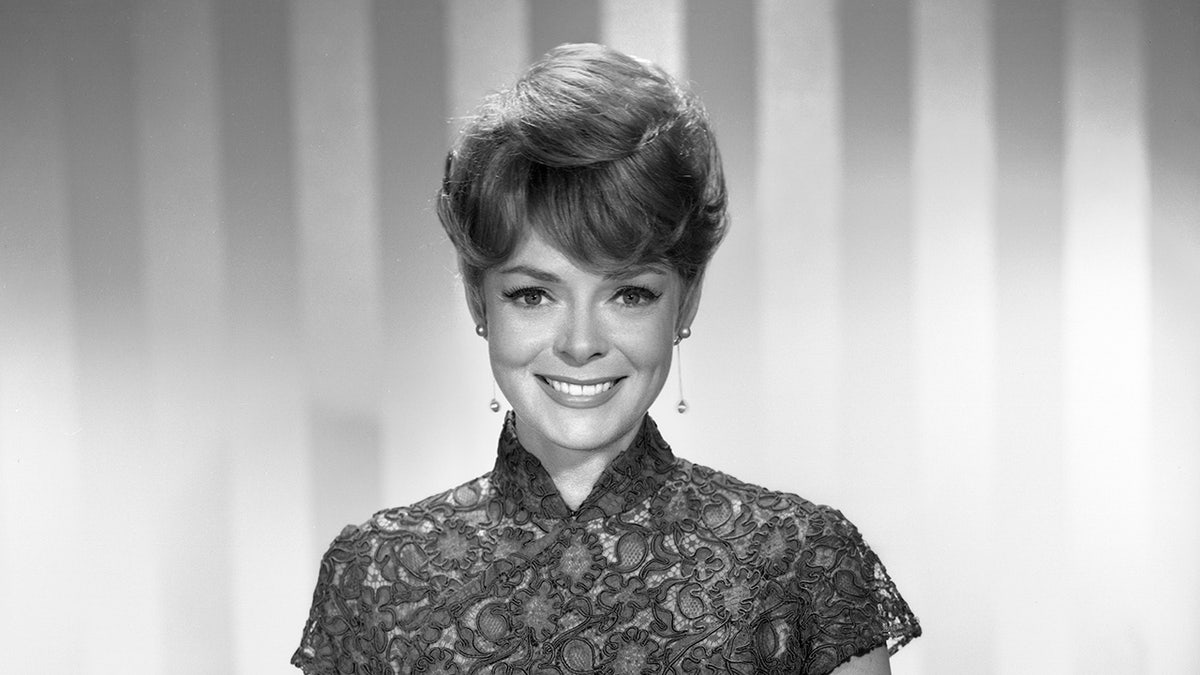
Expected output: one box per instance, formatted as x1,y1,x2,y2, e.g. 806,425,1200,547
837,0,918,547
912,0,996,671
1146,0,1200,671
290,0,384,563
670,1,763,481
992,1,1070,672
447,0,530,140
215,1,311,669
756,0,843,502
530,0,600,59
373,1,480,508
134,0,232,671
1063,0,1151,671
59,1,161,671
600,0,685,78
0,3,83,671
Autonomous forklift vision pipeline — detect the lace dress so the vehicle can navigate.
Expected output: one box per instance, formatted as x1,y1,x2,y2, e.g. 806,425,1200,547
293,413,920,674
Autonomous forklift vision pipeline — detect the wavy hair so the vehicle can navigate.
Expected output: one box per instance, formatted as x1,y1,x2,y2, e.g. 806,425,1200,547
437,43,728,308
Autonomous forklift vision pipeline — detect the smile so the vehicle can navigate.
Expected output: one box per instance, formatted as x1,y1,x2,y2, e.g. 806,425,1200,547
536,375,625,407
544,378,617,397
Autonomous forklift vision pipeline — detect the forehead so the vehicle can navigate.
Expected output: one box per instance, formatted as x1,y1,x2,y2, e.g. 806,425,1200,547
494,231,670,281
501,231,573,270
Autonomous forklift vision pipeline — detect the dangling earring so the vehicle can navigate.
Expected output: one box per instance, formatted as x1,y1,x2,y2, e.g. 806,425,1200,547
474,323,499,411
674,327,691,413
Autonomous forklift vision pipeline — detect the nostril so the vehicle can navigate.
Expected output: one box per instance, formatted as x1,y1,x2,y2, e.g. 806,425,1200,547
553,333,606,365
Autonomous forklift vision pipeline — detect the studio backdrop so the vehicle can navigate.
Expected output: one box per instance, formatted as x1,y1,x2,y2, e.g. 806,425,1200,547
1,1,1197,673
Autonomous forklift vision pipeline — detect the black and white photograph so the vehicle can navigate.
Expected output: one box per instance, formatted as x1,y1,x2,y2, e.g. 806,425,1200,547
1,1,1197,673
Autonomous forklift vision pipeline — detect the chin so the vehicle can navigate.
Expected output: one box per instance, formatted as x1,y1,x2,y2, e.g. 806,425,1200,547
551,408,640,450
513,395,650,456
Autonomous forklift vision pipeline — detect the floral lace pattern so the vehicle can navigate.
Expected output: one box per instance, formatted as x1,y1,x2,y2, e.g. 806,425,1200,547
293,413,920,674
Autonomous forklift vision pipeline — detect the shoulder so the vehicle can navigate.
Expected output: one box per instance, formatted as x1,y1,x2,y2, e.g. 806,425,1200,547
304,472,497,611
670,460,921,668
654,457,875,589
327,471,496,550
669,456,855,537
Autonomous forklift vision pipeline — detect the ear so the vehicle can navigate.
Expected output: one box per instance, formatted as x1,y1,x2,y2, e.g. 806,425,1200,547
676,275,704,335
465,281,487,333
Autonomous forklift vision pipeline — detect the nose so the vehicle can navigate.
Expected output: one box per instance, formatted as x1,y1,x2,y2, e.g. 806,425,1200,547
554,306,607,366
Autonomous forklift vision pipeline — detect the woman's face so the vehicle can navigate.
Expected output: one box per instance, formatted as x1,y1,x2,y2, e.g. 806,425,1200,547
478,232,697,460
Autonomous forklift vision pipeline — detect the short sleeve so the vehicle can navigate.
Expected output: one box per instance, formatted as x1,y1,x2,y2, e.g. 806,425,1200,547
793,506,921,675
292,525,380,675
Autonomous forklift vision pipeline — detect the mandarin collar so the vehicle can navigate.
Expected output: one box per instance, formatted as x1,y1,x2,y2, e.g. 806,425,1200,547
491,411,677,521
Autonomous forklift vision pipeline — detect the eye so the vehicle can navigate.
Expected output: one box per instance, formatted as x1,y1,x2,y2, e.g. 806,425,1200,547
503,286,549,307
615,286,661,307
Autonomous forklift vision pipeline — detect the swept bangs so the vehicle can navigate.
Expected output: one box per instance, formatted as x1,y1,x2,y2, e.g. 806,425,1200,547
438,43,727,300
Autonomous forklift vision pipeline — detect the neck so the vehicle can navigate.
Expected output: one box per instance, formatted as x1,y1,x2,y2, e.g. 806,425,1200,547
535,449,619,510
514,418,641,511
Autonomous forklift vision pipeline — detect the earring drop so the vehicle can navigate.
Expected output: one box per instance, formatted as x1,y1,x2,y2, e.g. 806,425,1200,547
675,327,691,413
475,324,487,338
489,381,501,413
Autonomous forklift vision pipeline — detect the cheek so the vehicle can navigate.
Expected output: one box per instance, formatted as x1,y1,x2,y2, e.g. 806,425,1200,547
485,305,548,370
618,316,677,372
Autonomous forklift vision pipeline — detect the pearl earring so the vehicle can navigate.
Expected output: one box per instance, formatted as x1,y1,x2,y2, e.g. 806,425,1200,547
475,324,487,338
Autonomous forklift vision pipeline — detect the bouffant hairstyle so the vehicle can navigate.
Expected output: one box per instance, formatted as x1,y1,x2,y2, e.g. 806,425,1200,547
437,43,728,312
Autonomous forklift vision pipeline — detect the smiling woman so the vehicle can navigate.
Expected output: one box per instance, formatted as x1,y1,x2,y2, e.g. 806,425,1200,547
292,43,920,674
480,234,690,484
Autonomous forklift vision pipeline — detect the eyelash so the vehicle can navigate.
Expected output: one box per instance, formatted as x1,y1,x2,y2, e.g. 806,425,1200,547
615,286,662,306
500,285,662,308
502,286,549,307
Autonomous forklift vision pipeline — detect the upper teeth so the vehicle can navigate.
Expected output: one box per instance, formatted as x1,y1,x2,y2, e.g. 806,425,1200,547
547,378,615,397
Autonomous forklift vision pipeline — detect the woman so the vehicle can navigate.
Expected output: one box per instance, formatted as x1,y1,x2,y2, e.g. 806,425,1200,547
294,43,919,674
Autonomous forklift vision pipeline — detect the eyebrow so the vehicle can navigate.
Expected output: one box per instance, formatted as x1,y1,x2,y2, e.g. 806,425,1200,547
605,265,668,281
496,264,668,282
495,264,561,283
